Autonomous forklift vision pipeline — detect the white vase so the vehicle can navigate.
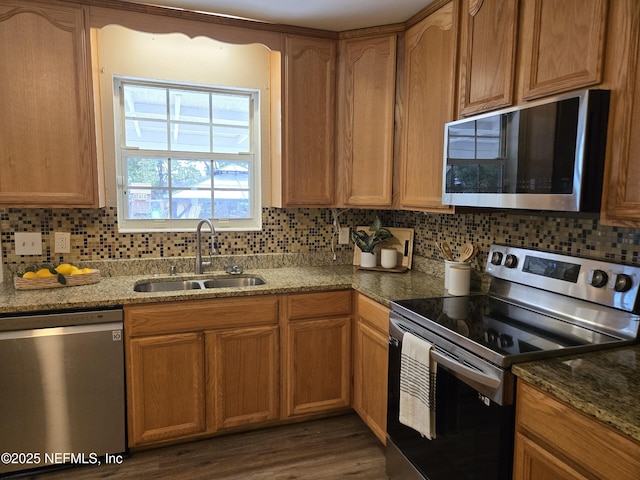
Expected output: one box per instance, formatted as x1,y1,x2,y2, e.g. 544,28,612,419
360,251,377,268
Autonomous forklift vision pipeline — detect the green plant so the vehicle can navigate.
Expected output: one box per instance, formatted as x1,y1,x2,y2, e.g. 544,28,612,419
351,217,393,253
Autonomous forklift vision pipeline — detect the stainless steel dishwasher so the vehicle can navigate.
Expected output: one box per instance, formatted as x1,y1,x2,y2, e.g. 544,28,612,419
0,308,126,476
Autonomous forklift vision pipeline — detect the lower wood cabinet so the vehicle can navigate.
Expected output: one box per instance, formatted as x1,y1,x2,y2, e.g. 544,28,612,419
353,293,389,445
513,380,640,480
282,291,352,418
207,326,279,430
128,332,206,445
125,296,279,447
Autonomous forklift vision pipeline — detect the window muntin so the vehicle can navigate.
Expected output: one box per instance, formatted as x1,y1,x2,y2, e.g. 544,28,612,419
115,78,260,232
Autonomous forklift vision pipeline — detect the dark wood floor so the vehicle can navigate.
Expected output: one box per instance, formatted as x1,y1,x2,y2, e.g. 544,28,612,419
27,414,388,479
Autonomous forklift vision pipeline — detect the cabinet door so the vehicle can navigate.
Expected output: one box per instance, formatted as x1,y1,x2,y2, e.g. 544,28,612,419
336,34,396,207
601,0,640,226
0,1,100,207
458,0,518,115
278,35,336,207
519,0,608,100
399,1,458,212
513,432,590,480
207,326,279,430
353,323,388,444
353,294,389,445
127,333,206,446
515,381,640,480
284,317,351,417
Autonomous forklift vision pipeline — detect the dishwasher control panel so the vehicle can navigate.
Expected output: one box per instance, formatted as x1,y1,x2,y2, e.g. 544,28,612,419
0,308,123,332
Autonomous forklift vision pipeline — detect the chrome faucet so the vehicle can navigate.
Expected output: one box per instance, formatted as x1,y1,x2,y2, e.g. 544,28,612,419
195,218,216,274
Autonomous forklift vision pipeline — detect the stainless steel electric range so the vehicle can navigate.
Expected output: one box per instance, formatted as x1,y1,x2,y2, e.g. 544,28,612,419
387,244,640,480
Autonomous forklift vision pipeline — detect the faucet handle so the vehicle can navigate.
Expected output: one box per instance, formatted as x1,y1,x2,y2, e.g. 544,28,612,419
226,265,243,275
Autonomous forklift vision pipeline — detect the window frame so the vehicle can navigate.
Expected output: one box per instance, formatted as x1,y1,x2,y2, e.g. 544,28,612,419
113,76,262,233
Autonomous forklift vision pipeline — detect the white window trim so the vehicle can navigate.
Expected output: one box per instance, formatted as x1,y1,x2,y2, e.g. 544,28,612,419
113,76,262,233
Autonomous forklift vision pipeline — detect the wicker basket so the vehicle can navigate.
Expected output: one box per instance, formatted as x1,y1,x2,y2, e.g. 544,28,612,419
14,269,101,290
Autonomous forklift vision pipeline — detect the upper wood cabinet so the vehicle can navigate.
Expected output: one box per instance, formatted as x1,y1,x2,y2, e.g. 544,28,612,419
458,0,518,116
336,33,397,207
601,0,640,226
276,35,336,207
0,1,103,207
398,1,458,212
518,0,608,101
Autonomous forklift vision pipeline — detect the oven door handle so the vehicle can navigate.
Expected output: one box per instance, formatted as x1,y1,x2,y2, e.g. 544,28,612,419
431,350,501,389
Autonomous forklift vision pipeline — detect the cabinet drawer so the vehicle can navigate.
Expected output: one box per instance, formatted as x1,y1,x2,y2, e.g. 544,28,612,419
125,296,279,336
356,294,389,335
516,381,640,480
285,290,352,321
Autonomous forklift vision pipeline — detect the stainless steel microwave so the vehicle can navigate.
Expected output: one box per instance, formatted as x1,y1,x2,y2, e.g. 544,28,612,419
442,89,610,212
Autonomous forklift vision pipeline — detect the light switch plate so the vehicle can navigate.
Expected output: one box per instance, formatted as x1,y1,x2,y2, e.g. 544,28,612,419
15,232,43,256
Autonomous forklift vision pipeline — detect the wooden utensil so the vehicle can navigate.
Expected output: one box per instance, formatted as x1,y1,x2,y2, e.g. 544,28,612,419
434,241,448,260
441,242,455,261
465,244,479,263
459,243,475,262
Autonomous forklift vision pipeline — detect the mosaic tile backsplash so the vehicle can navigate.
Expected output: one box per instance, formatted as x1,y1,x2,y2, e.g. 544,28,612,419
1,207,639,277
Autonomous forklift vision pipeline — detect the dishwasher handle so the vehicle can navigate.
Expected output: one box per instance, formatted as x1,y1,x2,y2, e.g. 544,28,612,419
431,350,501,389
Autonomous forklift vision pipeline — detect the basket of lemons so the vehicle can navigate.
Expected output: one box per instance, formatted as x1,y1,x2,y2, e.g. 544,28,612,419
14,263,100,290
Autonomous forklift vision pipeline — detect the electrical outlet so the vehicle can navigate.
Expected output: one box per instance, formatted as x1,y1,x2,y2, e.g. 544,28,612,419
54,232,71,253
15,232,43,256
338,227,351,245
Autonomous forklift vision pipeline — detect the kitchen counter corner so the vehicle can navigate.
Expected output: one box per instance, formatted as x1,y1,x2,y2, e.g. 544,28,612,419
512,345,640,442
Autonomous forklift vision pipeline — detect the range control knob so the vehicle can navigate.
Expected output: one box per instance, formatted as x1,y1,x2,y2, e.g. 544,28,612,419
504,254,518,269
614,274,633,292
490,252,504,265
590,270,609,288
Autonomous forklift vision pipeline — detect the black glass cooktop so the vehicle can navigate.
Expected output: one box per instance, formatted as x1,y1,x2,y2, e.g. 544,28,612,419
391,295,621,364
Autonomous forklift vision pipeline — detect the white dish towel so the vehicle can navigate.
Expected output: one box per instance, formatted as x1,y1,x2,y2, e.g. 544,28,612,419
399,331,437,439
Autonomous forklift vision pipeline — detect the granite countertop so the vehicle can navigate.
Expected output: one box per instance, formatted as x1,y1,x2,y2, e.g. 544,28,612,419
0,264,445,315
513,346,640,442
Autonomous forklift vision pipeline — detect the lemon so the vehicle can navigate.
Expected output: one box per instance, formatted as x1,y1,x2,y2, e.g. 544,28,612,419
80,268,93,274
22,271,37,279
69,266,81,275
35,268,55,277
55,263,75,275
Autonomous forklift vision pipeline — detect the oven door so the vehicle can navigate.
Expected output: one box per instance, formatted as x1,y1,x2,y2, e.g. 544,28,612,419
387,314,515,480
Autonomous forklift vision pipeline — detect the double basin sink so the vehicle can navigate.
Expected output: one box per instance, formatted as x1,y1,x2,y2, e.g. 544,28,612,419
134,275,265,293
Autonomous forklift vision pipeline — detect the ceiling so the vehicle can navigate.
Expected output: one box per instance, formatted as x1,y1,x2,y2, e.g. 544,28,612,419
121,0,435,31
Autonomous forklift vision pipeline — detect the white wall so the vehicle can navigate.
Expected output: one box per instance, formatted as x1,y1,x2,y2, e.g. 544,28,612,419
93,25,272,206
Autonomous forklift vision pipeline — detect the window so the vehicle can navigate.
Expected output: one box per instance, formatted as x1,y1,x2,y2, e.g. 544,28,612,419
114,77,261,232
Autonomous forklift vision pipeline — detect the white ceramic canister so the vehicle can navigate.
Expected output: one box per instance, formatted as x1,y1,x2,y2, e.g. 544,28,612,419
448,263,471,296
380,248,398,269
444,260,467,291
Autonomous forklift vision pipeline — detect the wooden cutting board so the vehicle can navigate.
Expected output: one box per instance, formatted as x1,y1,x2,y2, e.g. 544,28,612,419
352,227,415,269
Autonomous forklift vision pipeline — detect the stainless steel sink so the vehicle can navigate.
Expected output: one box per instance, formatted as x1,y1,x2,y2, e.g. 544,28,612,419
133,280,203,292
202,277,265,288
134,275,265,292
